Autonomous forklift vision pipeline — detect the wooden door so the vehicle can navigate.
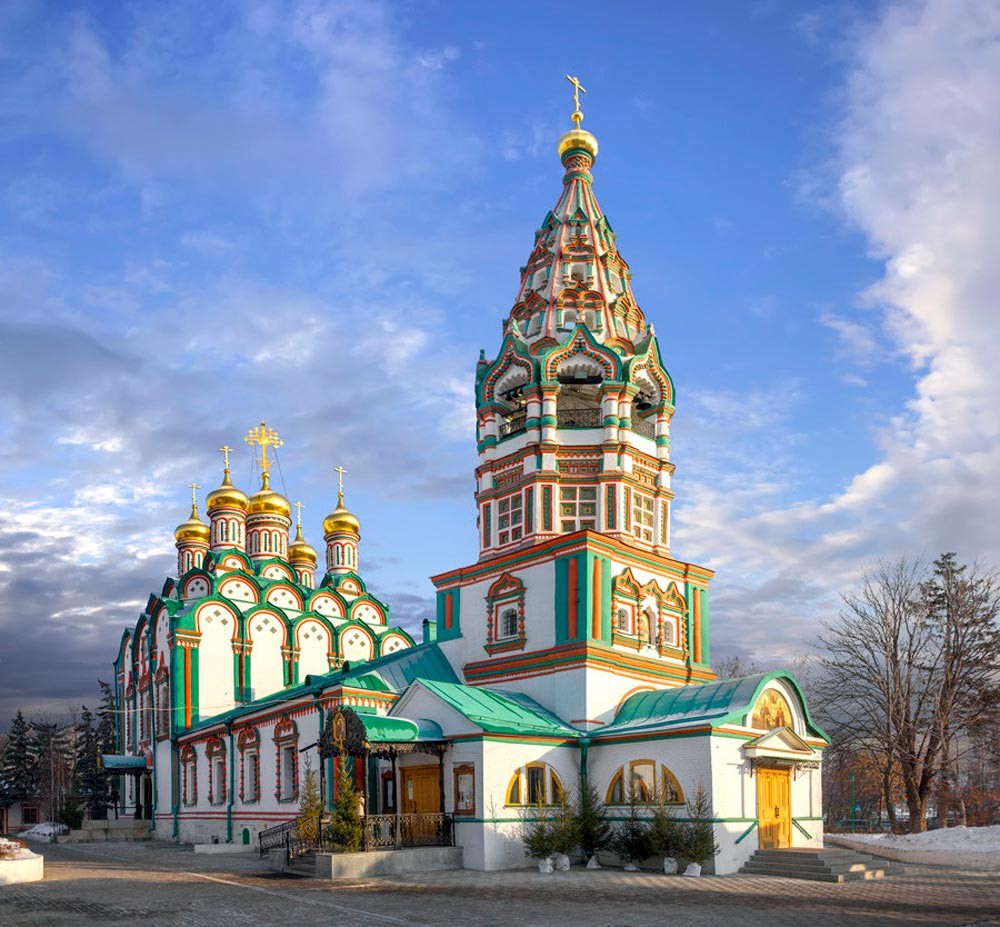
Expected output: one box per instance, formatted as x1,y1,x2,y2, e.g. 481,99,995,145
757,768,791,848
401,765,441,842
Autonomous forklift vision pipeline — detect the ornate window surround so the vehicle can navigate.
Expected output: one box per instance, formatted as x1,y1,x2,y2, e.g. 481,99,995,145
180,744,197,806
484,572,526,655
273,717,299,803
237,727,261,803
206,736,227,805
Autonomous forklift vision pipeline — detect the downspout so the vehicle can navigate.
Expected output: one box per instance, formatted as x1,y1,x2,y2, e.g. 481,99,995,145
579,736,590,786
226,721,234,844
149,637,157,832
171,739,179,839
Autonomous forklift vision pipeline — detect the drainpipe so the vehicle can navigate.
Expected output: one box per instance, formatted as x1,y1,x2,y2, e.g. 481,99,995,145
171,739,179,840
579,737,590,787
226,721,234,844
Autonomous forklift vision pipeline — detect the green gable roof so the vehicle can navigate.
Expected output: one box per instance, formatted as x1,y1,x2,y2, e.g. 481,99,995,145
355,714,444,743
594,671,828,741
411,678,582,739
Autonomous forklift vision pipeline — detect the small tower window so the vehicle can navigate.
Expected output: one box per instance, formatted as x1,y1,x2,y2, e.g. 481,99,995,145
616,607,632,634
499,607,518,640
497,493,523,546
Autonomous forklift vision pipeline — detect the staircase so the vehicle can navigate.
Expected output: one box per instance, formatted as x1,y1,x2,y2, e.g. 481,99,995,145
740,847,905,882
284,850,317,878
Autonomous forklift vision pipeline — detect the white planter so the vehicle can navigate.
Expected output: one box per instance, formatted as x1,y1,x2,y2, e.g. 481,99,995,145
682,862,702,877
0,853,44,886
623,862,640,872
585,855,601,869
663,857,678,874
538,857,554,874
552,853,570,871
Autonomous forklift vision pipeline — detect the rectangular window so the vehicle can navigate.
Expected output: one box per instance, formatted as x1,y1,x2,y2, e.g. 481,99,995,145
557,485,597,533
497,493,523,546
527,766,546,804
482,503,492,548
22,806,39,826
212,758,226,804
245,751,259,802
542,486,552,531
280,746,296,801
525,487,534,534
498,606,519,639
631,491,654,543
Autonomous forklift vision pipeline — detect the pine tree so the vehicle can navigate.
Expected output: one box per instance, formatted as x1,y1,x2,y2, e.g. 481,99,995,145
0,711,37,806
520,802,554,860
294,756,323,845
96,682,120,814
575,779,611,860
75,706,112,821
683,780,719,865
548,793,581,857
648,794,683,860
328,763,363,852
611,780,651,866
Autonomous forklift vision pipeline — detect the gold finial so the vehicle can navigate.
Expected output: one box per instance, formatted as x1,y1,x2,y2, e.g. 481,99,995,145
244,421,283,487
294,500,304,529
189,482,200,506
334,465,347,500
566,74,586,128
219,445,233,472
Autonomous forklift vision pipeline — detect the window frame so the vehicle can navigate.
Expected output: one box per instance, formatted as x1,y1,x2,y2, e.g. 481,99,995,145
605,760,685,806
504,763,566,808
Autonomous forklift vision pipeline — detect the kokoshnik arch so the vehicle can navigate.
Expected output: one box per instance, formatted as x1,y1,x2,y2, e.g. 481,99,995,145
108,81,828,873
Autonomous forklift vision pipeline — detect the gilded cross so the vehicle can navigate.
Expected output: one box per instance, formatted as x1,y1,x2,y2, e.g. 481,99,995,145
294,501,304,528
189,482,200,506
244,421,283,474
219,445,233,470
334,465,347,495
566,74,586,127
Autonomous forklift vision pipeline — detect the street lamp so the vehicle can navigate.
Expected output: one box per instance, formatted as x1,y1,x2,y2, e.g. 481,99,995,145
849,772,856,834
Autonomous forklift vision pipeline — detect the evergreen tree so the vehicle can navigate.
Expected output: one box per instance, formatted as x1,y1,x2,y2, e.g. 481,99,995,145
328,763,363,852
574,779,612,860
294,757,323,845
648,794,683,861
683,780,719,865
548,793,581,857
75,706,112,821
96,681,120,814
611,780,651,867
520,802,555,860
0,711,37,807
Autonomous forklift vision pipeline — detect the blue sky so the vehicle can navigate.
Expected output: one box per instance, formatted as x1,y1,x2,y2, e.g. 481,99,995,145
2,0,998,723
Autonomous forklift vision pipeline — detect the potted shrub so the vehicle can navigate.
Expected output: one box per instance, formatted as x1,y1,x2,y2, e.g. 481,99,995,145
522,803,556,873
681,781,719,877
548,794,580,870
575,780,612,869
648,796,683,874
611,781,651,871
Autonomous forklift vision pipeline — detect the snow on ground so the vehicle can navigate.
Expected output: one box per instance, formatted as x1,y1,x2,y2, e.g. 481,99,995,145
19,822,68,841
830,825,1000,870
0,838,38,860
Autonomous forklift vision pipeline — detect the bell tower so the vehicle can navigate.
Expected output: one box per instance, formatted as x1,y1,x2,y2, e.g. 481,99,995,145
432,82,714,728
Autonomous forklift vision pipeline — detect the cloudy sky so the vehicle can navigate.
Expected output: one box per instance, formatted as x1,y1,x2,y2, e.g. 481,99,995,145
1,0,998,725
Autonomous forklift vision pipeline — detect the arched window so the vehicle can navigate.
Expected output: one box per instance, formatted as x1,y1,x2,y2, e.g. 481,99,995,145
505,763,565,806
606,760,684,806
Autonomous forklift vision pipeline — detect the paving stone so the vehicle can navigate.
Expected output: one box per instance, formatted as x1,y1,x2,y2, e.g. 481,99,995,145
0,841,997,927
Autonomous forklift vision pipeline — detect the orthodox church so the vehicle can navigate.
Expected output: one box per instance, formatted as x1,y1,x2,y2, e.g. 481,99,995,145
110,86,827,874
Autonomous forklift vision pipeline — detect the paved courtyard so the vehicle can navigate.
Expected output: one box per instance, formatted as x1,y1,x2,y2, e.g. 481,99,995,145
1,841,998,927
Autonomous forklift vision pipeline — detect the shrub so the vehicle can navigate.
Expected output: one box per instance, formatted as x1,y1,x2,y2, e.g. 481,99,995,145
549,794,581,857
575,780,612,859
683,780,719,865
328,763,363,853
611,780,652,866
521,803,555,860
294,757,323,845
648,797,684,860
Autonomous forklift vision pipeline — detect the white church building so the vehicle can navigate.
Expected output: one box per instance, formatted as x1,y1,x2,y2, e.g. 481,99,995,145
109,105,827,875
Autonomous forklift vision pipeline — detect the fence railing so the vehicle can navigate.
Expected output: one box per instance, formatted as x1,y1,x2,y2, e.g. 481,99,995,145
499,412,527,437
631,416,656,439
260,813,454,860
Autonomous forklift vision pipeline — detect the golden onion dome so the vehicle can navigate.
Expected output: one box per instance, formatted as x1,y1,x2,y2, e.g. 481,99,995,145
205,468,249,513
557,128,598,162
247,472,292,519
288,524,318,565
174,503,211,544
323,492,360,537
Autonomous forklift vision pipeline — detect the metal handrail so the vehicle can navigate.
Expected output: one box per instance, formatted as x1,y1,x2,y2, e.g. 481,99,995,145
258,818,296,857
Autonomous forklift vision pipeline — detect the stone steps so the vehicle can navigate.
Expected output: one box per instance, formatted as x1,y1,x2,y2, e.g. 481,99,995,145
740,848,903,882
284,850,317,878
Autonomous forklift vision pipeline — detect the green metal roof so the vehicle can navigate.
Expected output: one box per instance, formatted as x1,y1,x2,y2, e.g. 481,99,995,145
412,679,582,739
593,671,828,741
101,754,147,770
354,714,445,742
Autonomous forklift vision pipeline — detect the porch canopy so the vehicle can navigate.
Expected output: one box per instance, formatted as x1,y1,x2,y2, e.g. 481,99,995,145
317,706,452,850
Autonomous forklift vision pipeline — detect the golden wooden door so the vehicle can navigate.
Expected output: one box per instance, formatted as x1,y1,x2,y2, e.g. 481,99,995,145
401,765,441,842
757,768,791,848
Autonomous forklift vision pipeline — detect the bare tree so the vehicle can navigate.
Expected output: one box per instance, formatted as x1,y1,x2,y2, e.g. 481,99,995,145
819,555,1000,833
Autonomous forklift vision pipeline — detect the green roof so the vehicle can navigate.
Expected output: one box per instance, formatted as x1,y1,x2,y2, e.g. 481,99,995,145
101,754,147,770
594,671,828,741
411,679,582,739
355,714,444,742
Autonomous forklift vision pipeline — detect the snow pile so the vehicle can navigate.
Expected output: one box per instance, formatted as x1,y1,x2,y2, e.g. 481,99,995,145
831,825,1000,870
19,822,68,841
0,838,37,861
